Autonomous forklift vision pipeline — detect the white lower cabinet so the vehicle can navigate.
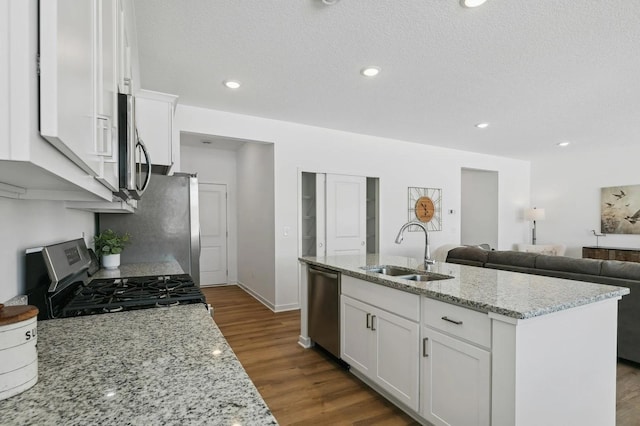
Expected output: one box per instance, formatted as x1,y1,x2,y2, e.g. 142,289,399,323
420,296,491,426
421,326,490,426
316,266,619,426
341,294,420,411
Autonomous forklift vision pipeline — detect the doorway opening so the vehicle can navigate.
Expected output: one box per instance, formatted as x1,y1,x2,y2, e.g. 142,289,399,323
300,172,379,257
180,132,275,294
460,168,498,249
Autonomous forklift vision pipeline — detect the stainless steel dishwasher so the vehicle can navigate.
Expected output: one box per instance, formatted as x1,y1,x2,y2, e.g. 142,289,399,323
308,265,341,358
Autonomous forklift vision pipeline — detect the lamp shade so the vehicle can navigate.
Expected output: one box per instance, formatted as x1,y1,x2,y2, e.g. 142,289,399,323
525,208,546,221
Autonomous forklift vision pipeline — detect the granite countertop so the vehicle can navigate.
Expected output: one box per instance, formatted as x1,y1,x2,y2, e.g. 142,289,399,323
300,254,630,320
91,261,185,280
0,305,277,425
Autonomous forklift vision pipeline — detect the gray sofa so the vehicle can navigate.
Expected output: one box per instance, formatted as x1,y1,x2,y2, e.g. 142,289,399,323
446,246,640,364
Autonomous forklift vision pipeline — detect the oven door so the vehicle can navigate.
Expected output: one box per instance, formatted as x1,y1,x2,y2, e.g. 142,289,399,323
117,93,151,200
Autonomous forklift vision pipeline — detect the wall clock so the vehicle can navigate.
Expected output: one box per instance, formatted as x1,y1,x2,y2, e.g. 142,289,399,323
408,187,442,231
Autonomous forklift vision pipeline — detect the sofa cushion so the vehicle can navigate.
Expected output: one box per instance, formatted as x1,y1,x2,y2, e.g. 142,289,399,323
446,246,488,267
600,260,640,280
484,263,536,274
486,250,538,268
536,255,602,276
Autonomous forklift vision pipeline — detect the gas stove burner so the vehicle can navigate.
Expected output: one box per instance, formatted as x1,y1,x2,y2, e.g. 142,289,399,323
155,300,180,308
57,273,206,318
149,280,183,292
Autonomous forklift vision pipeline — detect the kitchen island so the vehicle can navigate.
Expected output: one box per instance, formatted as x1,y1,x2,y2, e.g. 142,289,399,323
0,304,277,425
299,254,629,426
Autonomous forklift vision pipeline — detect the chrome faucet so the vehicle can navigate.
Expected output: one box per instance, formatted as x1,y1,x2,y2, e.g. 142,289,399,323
395,221,435,266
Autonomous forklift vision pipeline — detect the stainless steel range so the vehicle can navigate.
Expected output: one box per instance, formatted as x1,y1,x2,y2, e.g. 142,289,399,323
25,238,206,320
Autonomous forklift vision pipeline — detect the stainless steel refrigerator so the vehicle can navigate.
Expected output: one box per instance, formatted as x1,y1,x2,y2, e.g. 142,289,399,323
99,173,201,285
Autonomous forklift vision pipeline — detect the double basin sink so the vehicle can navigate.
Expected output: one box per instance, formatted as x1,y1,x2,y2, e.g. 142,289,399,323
361,265,453,282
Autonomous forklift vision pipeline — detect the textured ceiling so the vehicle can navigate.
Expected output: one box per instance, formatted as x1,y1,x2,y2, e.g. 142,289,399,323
134,0,640,160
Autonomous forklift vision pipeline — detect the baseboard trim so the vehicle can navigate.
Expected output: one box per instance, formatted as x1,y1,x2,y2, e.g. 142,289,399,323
298,335,312,349
236,281,277,311
275,302,300,312
200,282,236,288
232,282,300,313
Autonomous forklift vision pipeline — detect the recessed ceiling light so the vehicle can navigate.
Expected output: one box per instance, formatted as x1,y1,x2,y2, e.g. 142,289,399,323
475,122,489,129
557,141,571,147
361,67,380,77
322,0,339,4
462,0,488,7
223,80,241,89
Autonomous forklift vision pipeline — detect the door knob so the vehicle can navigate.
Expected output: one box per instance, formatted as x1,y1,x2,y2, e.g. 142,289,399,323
361,241,365,246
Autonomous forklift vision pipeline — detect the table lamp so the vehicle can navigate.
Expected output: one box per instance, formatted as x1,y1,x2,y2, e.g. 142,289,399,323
525,207,545,245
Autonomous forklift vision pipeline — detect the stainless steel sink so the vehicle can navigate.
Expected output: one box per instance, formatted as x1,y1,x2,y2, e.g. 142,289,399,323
361,265,453,282
401,273,453,282
360,265,415,276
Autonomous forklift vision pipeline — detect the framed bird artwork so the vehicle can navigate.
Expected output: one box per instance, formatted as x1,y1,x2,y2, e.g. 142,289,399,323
601,184,640,234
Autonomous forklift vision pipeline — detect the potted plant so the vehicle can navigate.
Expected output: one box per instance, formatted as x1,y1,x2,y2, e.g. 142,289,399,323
94,229,131,269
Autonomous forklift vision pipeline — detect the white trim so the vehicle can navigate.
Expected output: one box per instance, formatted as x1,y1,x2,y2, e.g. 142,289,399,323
274,302,300,312
234,281,299,312
298,335,312,349
297,167,303,258
200,282,236,288
236,281,276,311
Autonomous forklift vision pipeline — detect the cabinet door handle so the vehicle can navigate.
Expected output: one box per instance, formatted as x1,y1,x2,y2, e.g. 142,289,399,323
441,316,463,325
366,313,371,329
371,315,377,331
423,337,429,357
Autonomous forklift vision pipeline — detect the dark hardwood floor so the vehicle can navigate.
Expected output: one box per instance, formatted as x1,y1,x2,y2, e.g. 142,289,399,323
202,285,640,426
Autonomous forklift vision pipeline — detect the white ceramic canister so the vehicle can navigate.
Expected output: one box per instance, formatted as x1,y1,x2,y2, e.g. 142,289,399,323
0,304,39,400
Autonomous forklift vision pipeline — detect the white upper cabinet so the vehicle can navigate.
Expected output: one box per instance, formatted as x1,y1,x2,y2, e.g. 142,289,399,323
39,0,102,178
0,0,112,201
135,90,178,169
94,0,119,192
40,0,120,192
116,0,133,94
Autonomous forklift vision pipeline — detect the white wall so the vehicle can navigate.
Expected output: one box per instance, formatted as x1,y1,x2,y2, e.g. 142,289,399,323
236,142,276,307
530,146,640,258
181,144,238,284
176,105,531,311
0,197,94,302
461,168,499,248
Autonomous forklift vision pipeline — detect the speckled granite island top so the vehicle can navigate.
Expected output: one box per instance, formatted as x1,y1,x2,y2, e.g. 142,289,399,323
0,305,277,426
91,260,185,280
300,254,629,319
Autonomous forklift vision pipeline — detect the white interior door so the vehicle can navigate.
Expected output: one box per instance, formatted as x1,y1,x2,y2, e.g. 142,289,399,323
326,174,367,256
199,183,228,285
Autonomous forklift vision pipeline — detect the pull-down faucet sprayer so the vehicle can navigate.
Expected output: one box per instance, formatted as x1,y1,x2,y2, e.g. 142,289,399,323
395,221,435,267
